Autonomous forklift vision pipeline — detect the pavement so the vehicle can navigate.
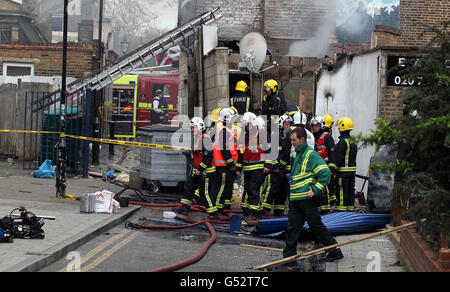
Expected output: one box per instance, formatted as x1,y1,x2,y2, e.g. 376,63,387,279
0,173,140,272
326,234,409,272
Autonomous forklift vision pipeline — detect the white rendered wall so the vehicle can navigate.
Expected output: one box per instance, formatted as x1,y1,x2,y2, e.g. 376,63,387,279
315,50,382,196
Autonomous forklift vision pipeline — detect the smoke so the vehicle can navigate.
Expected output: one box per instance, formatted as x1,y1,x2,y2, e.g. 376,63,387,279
287,0,337,58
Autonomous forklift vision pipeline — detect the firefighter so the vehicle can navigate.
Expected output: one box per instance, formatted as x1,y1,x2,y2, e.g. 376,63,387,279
261,114,293,217
311,115,338,214
262,79,287,141
292,111,315,149
283,127,344,262
230,81,254,115
335,117,357,212
150,89,168,124
213,107,242,216
175,117,219,220
285,105,301,119
239,112,267,219
262,79,287,117
323,114,334,134
208,107,222,143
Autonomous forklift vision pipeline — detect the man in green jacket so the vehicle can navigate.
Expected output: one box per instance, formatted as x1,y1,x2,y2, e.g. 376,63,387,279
283,127,344,262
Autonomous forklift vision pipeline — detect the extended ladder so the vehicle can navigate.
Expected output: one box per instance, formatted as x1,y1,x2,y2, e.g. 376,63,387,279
36,7,223,111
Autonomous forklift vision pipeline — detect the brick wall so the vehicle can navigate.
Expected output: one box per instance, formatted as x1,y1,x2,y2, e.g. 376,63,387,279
399,0,450,46
0,0,21,11
179,0,264,39
379,86,405,120
0,42,95,78
202,47,229,112
399,220,446,272
379,48,424,121
263,0,335,40
178,0,335,56
371,25,401,48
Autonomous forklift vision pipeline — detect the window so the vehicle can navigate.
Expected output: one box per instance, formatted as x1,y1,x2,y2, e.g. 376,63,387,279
0,26,12,42
3,62,34,77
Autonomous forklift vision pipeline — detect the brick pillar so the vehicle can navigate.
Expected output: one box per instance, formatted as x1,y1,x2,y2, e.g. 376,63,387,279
371,25,400,49
214,47,229,111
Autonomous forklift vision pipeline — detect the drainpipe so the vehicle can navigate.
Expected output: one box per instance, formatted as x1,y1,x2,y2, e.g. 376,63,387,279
299,58,304,111
199,27,206,118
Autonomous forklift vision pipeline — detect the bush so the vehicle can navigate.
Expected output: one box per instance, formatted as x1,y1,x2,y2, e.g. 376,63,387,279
355,21,450,249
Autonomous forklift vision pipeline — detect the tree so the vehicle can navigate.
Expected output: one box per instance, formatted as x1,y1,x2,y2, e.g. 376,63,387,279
354,21,450,249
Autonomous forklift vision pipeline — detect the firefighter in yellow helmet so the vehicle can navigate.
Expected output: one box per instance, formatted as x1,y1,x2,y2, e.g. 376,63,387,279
323,114,334,134
262,79,287,143
230,80,254,115
335,117,357,212
262,79,287,117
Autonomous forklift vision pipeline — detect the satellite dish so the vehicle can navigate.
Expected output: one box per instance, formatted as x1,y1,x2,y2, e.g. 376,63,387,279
239,32,267,73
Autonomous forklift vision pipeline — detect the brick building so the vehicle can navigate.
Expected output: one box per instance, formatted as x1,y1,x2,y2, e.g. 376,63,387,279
0,42,95,78
178,0,335,56
177,0,335,117
399,0,450,46
0,0,48,43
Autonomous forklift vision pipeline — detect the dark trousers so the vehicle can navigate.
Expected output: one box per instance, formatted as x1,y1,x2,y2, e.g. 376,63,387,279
318,186,331,213
242,168,265,215
262,172,289,213
283,199,337,258
336,172,355,212
181,173,218,214
215,167,236,211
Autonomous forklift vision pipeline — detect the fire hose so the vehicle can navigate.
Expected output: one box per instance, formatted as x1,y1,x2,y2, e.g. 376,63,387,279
126,202,230,272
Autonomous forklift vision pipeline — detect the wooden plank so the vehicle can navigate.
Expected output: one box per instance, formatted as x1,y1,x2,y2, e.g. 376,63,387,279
108,163,131,173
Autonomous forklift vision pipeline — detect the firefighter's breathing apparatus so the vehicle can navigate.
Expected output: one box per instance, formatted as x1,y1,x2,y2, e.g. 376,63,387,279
0,207,45,243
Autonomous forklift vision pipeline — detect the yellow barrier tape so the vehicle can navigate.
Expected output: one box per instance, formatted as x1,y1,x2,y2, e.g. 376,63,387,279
61,133,190,151
0,129,190,151
0,130,60,134
100,106,178,111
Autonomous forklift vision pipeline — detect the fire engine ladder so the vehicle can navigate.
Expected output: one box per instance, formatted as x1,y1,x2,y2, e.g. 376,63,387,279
35,7,223,111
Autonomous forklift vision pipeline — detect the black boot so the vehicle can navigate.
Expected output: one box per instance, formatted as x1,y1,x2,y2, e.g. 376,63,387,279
325,248,344,262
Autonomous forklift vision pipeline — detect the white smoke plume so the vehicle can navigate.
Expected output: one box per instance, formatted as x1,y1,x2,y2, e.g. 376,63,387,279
287,0,337,58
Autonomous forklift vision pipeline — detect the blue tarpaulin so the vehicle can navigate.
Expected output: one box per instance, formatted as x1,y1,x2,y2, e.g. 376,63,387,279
253,212,391,237
33,160,55,178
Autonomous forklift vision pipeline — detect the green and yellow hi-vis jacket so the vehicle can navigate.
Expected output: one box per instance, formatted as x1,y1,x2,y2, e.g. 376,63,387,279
290,143,331,201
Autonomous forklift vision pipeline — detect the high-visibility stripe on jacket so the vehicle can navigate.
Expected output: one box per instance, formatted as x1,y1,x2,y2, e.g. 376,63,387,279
336,133,357,173
213,125,238,166
290,143,331,201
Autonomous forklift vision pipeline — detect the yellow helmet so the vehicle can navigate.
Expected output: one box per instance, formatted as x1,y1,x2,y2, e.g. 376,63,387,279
337,117,353,132
264,79,278,92
323,114,334,128
235,80,248,92
210,107,222,123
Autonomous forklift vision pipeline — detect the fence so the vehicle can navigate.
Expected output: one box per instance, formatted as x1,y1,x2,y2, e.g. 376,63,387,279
20,88,93,176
